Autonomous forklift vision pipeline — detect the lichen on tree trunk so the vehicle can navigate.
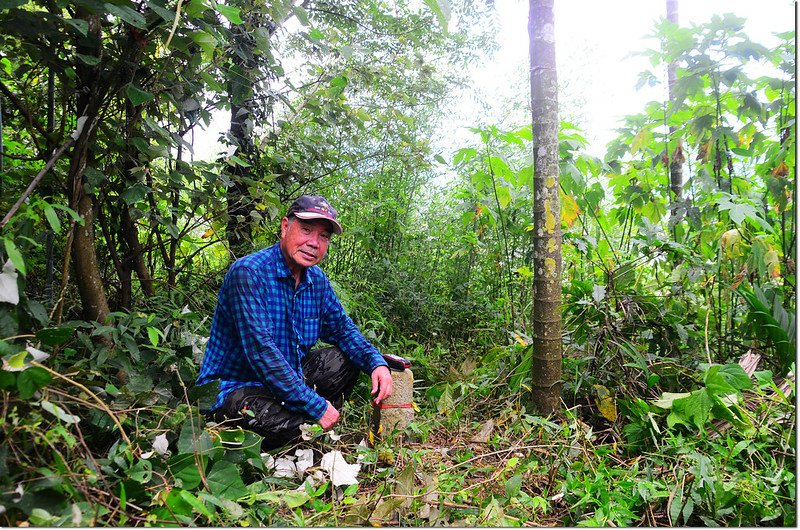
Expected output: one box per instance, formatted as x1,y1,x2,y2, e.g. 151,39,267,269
528,0,562,415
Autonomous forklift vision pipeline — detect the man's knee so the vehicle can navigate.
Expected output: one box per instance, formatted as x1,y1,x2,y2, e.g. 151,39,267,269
303,346,360,403
213,386,306,448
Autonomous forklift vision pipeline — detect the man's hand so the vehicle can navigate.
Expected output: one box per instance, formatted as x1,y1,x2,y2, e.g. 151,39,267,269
371,365,393,404
318,400,340,430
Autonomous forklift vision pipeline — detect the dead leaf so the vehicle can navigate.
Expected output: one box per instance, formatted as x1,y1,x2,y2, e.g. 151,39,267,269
470,419,494,443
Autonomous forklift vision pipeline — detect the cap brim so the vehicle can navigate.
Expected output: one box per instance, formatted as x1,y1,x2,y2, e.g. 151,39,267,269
294,212,343,234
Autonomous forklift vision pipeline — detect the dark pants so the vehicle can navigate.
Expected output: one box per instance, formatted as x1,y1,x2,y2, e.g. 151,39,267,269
208,347,360,450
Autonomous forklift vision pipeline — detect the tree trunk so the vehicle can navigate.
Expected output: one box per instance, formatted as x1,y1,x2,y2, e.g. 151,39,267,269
667,0,683,210
529,0,562,415
121,101,154,302
69,12,109,323
225,20,259,258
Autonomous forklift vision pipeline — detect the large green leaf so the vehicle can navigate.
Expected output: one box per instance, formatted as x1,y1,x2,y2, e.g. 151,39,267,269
17,366,52,399
104,2,147,28
177,418,214,455
423,0,450,33
215,3,242,24
125,84,155,106
168,453,207,490
667,389,713,430
703,364,752,396
738,286,795,375
36,326,74,346
206,460,247,500
4,238,26,276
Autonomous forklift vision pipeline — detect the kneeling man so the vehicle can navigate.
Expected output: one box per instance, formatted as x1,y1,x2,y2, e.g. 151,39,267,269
196,195,392,449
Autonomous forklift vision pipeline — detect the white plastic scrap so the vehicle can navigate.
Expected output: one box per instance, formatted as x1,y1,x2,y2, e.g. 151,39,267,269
25,345,49,363
269,456,298,478
0,259,19,305
152,433,170,456
295,448,314,477
320,450,360,487
299,423,316,441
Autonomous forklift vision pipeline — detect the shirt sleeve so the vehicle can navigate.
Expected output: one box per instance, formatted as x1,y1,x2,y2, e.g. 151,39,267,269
318,279,388,375
226,265,328,420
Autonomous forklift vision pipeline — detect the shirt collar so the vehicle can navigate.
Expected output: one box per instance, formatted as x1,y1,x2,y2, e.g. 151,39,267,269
271,242,314,288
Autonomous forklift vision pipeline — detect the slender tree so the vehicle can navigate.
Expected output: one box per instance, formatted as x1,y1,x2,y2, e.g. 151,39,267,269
666,0,684,219
529,0,562,414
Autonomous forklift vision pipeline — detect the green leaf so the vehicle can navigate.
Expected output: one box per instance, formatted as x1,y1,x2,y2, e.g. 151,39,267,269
43,204,61,233
104,2,147,28
63,18,89,36
147,1,176,22
126,84,155,106
178,490,213,518
423,0,450,33
704,364,752,395
121,183,150,205
200,72,224,93
495,183,511,209
76,53,100,65
4,238,26,276
177,419,213,454
215,3,242,24
3,350,29,372
191,30,218,57
0,0,30,9
146,326,160,347
17,367,52,399
36,327,74,346
505,473,522,499
0,370,15,389
128,459,153,483
226,155,251,167
187,380,220,410
169,453,206,489
667,389,713,430
282,491,310,509
207,461,248,500
41,400,81,424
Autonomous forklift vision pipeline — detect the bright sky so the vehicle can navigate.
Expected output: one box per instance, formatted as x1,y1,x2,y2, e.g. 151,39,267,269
189,0,795,162
465,0,795,157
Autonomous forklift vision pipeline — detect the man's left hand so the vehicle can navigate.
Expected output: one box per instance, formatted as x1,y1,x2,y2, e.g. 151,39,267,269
371,365,393,404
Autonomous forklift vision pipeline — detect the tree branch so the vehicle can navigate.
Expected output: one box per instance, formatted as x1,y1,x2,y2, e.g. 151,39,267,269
0,79,50,149
0,134,76,229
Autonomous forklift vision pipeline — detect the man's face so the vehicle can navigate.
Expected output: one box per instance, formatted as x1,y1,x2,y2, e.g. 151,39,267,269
280,217,332,272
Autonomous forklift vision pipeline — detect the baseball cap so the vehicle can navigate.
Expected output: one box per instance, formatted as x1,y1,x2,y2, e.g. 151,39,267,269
286,195,343,235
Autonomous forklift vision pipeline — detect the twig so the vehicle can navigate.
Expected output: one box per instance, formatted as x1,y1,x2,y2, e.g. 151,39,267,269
0,135,76,230
163,0,184,52
441,444,552,474
0,79,50,143
31,361,133,449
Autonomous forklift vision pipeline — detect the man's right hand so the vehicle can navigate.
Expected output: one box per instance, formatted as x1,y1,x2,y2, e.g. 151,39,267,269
318,400,340,430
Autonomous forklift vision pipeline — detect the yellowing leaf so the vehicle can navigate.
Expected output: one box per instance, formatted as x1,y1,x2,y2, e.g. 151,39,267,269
720,229,741,258
3,350,29,372
631,127,652,154
764,249,781,278
592,384,617,422
560,190,581,228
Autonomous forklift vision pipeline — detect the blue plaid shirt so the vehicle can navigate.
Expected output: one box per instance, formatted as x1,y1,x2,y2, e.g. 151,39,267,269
196,243,387,420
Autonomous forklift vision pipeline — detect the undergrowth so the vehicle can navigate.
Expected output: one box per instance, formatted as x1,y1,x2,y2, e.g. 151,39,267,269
1,304,795,526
